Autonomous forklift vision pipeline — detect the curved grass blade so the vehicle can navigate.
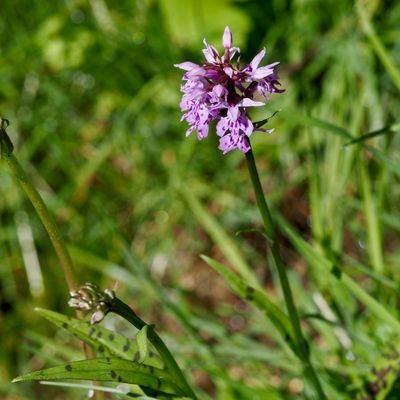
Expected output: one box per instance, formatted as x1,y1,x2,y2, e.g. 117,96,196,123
12,357,185,397
200,255,296,352
345,124,400,147
356,1,400,91
36,308,165,369
289,112,400,174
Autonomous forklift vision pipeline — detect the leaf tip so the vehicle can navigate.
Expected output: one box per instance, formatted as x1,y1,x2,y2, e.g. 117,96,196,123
200,254,210,262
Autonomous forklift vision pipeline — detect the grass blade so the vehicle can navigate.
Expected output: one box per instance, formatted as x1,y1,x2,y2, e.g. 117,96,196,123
276,215,400,333
178,184,260,288
344,124,400,147
359,156,384,273
356,1,400,91
200,255,296,351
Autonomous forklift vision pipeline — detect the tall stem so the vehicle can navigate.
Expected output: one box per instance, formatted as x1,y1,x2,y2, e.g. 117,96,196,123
2,129,102,396
4,154,76,292
245,148,326,399
111,298,197,399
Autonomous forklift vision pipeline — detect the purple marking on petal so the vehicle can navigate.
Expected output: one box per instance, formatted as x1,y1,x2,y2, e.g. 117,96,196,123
186,126,195,137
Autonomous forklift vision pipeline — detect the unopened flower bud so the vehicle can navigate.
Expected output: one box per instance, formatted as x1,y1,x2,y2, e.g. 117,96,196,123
68,282,115,324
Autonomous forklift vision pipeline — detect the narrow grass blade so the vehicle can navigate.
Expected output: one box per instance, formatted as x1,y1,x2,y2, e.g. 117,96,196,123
201,255,296,350
12,357,185,396
359,157,384,273
345,124,400,147
289,112,400,174
276,215,400,333
356,1,400,91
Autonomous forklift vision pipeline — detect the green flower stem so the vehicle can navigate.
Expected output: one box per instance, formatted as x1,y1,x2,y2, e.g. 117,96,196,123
245,148,326,399
4,154,77,292
3,148,101,397
110,297,197,399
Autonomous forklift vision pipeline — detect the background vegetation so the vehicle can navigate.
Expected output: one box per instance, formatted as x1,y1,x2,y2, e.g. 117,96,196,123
1,0,400,398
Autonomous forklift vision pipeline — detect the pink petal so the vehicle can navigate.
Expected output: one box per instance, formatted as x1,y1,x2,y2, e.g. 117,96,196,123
244,119,254,137
252,62,279,79
223,66,234,78
202,39,219,63
216,117,229,137
174,62,200,71
238,98,265,107
228,106,239,120
228,47,240,60
250,48,266,70
222,26,232,49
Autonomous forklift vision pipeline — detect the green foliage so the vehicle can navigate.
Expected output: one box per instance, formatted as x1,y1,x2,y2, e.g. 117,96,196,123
201,255,296,351
36,308,165,369
358,344,400,400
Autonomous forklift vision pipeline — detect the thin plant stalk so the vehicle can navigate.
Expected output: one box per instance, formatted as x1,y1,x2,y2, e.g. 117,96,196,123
4,153,76,292
110,297,197,400
245,147,326,399
1,121,103,397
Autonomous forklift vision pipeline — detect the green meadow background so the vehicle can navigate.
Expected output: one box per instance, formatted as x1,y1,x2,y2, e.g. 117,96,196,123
1,0,400,398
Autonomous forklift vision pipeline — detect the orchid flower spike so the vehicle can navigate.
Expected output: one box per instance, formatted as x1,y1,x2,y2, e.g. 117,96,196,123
175,26,283,154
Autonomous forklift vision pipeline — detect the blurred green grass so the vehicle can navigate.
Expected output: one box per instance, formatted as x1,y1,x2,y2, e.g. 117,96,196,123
1,0,400,398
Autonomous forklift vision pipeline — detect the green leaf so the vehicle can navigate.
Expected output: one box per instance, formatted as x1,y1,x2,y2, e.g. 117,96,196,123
12,357,185,397
200,255,296,351
35,308,165,369
158,0,250,48
137,325,149,363
0,118,14,157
